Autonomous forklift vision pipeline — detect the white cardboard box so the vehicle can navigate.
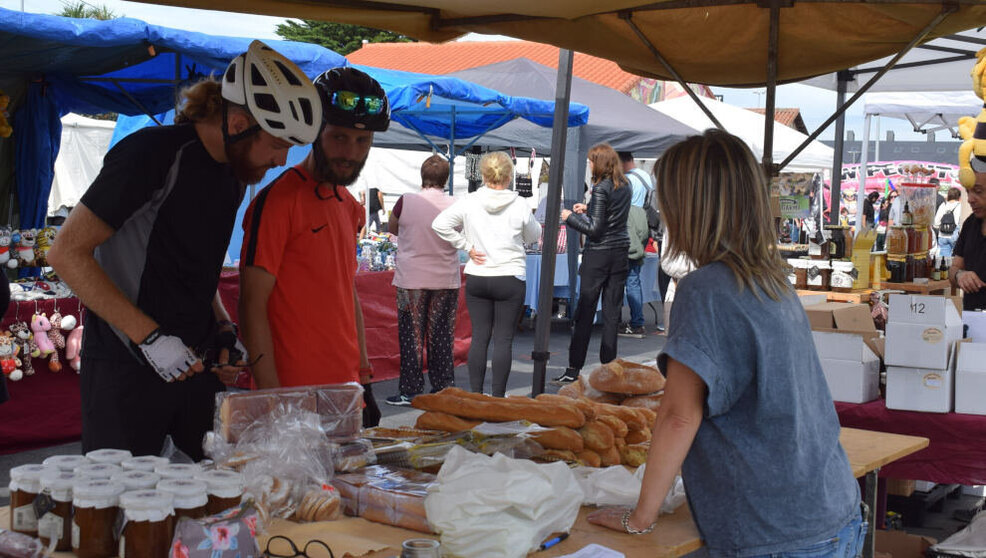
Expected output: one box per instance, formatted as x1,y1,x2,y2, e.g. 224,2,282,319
955,342,986,415
963,311,986,343
813,331,881,404
886,344,956,413
885,295,962,369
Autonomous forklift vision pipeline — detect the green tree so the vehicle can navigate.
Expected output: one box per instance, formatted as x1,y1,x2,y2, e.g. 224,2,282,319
57,1,120,20
275,20,413,55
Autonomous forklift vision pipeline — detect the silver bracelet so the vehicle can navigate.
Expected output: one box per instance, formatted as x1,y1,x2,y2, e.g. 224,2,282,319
621,508,656,535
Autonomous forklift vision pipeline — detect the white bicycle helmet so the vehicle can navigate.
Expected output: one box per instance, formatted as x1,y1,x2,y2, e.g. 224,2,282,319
222,40,321,146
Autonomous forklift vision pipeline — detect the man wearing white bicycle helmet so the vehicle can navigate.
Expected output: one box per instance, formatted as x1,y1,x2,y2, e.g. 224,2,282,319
49,40,320,460
239,67,390,426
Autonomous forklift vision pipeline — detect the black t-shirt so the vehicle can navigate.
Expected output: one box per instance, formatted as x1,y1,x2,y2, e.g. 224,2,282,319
80,124,244,361
954,215,986,311
368,187,382,212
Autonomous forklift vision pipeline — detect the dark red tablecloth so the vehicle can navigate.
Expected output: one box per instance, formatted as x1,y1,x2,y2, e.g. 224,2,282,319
0,298,84,455
836,400,986,485
0,272,471,455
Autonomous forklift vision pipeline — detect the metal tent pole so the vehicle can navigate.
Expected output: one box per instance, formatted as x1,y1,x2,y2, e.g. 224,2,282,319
830,75,848,226
762,1,780,176
856,113,872,233
531,48,574,397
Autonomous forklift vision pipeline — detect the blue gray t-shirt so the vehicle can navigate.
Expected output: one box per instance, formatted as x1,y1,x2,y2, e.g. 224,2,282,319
658,262,859,557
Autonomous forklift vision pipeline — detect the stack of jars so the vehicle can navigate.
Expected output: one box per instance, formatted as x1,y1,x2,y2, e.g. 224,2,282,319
788,225,858,292
885,223,934,283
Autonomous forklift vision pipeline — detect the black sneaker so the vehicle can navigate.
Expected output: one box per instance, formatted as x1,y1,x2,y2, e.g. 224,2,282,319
618,325,646,338
385,394,413,406
550,368,580,385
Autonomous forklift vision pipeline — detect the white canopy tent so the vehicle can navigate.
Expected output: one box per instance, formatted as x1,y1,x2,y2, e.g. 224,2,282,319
48,113,114,217
649,96,834,174
863,91,981,138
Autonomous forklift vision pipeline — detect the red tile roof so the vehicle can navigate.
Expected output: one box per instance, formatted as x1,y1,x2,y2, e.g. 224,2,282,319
749,108,809,135
349,40,644,94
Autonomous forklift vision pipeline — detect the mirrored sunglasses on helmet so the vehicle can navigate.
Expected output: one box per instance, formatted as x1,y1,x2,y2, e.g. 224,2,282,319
330,90,385,115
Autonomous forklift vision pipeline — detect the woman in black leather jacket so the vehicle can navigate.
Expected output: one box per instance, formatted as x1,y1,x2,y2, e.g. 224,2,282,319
553,143,632,384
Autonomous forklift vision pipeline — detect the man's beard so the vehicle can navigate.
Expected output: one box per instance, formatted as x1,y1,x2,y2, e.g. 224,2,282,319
312,142,367,186
227,138,272,185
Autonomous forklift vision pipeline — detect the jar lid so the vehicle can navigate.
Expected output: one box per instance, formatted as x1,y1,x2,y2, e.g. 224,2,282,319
154,463,203,479
196,470,244,491
888,255,907,262
121,455,170,472
73,479,125,502
9,464,51,493
75,462,122,479
111,470,161,491
40,470,79,499
42,454,90,472
157,479,208,508
85,448,133,465
120,489,174,512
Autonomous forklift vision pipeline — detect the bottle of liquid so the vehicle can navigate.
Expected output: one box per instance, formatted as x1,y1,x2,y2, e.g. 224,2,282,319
940,257,949,281
901,201,914,226
932,257,941,281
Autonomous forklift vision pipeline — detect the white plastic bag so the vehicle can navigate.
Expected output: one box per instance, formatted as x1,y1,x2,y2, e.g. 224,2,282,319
574,465,686,514
424,446,584,558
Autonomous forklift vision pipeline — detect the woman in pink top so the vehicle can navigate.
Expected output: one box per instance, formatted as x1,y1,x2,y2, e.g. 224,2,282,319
385,155,461,406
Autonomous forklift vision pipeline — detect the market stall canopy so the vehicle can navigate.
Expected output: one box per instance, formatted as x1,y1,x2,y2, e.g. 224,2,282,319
49,113,114,217
373,58,697,155
649,96,834,173
863,91,981,136
804,29,986,93
127,1,986,87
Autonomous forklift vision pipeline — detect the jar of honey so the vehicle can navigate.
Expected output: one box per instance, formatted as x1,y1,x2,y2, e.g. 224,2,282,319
38,470,78,551
72,478,125,558
8,464,50,536
119,490,174,558
156,479,208,520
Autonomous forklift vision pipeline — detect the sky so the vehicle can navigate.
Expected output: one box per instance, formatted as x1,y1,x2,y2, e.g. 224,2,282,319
1,0,952,145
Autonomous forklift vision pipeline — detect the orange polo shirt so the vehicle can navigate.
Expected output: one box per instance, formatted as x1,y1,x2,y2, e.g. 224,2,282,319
240,165,365,387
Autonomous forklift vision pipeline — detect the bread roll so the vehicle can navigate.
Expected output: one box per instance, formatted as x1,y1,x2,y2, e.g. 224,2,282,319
626,427,651,445
620,443,650,467
595,414,628,438
578,420,615,452
415,411,481,432
531,426,584,452
589,360,666,395
576,449,602,468
599,445,622,467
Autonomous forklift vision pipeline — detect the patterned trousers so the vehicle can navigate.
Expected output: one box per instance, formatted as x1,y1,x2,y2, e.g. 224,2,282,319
396,287,459,396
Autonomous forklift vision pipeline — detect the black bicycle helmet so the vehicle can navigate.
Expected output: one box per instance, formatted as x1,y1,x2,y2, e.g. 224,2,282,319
314,67,390,132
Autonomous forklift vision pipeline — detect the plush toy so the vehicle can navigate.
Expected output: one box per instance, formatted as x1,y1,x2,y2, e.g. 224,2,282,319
66,325,83,373
34,227,56,267
45,312,66,372
0,335,23,382
14,229,36,267
0,226,13,269
958,47,986,188
8,322,35,376
0,90,11,139
31,313,54,358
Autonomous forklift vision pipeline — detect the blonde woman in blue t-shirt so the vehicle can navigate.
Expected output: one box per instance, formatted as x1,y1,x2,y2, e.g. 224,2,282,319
589,130,864,558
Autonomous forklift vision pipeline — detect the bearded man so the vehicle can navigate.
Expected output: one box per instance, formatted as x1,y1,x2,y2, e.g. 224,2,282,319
238,67,390,425
48,41,321,459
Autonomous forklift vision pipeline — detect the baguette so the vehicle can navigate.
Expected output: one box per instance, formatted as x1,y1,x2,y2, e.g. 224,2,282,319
619,443,649,467
415,411,481,432
578,420,615,452
411,392,586,428
535,393,597,420
576,449,601,468
530,426,584,452
588,360,665,395
622,393,663,413
595,414,628,438
599,445,622,467
626,427,651,445
586,398,655,431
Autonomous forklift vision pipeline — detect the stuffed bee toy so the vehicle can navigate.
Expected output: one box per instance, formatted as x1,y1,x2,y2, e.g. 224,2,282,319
958,48,986,188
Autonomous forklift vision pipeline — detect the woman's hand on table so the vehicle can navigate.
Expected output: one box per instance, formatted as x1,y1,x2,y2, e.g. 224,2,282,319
587,506,656,534
561,209,573,221
468,247,486,265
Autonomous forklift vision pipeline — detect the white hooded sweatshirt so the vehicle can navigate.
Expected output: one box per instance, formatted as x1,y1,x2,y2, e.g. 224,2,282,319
432,187,542,278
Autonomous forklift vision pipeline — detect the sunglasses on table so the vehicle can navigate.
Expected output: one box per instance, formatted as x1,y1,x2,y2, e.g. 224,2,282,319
330,90,385,115
263,535,335,558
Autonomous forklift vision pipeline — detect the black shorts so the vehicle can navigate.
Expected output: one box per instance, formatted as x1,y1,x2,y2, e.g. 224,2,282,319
80,356,224,461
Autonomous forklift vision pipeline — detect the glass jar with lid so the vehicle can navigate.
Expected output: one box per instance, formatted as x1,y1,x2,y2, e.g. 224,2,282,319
85,449,133,466
75,462,122,481
112,470,161,492
196,470,244,515
886,226,907,256
38,470,79,551
43,455,90,473
119,489,175,558
8,464,50,536
154,463,203,480
73,478,125,558
156,479,208,520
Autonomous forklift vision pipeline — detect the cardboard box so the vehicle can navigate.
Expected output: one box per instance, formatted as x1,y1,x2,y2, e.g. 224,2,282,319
799,293,827,307
814,331,881,404
955,342,986,415
875,529,936,558
886,344,955,413
964,311,986,343
886,478,916,497
805,302,876,331
885,295,962,369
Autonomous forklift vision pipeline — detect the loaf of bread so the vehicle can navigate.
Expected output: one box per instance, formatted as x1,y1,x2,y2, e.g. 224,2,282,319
530,426,584,452
411,391,586,428
578,420,615,452
595,414,628,438
536,449,579,463
599,445,622,467
620,443,649,467
535,393,597,420
622,393,663,412
588,360,665,395
626,427,651,445
217,383,363,442
586,398,655,432
331,466,435,533
415,411,481,432
576,449,602,468
294,487,342,522
557,375,625,405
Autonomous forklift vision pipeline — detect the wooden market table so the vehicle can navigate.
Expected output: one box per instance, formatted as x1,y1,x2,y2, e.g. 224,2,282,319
796,289,874,304
882,280,953,296
0,428,927,558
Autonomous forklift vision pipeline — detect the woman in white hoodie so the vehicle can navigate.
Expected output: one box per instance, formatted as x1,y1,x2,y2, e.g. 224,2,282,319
432,152,542,396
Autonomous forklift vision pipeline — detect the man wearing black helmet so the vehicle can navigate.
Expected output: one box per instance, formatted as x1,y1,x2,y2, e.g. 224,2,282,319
239,67,390,426
48,41,321,460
